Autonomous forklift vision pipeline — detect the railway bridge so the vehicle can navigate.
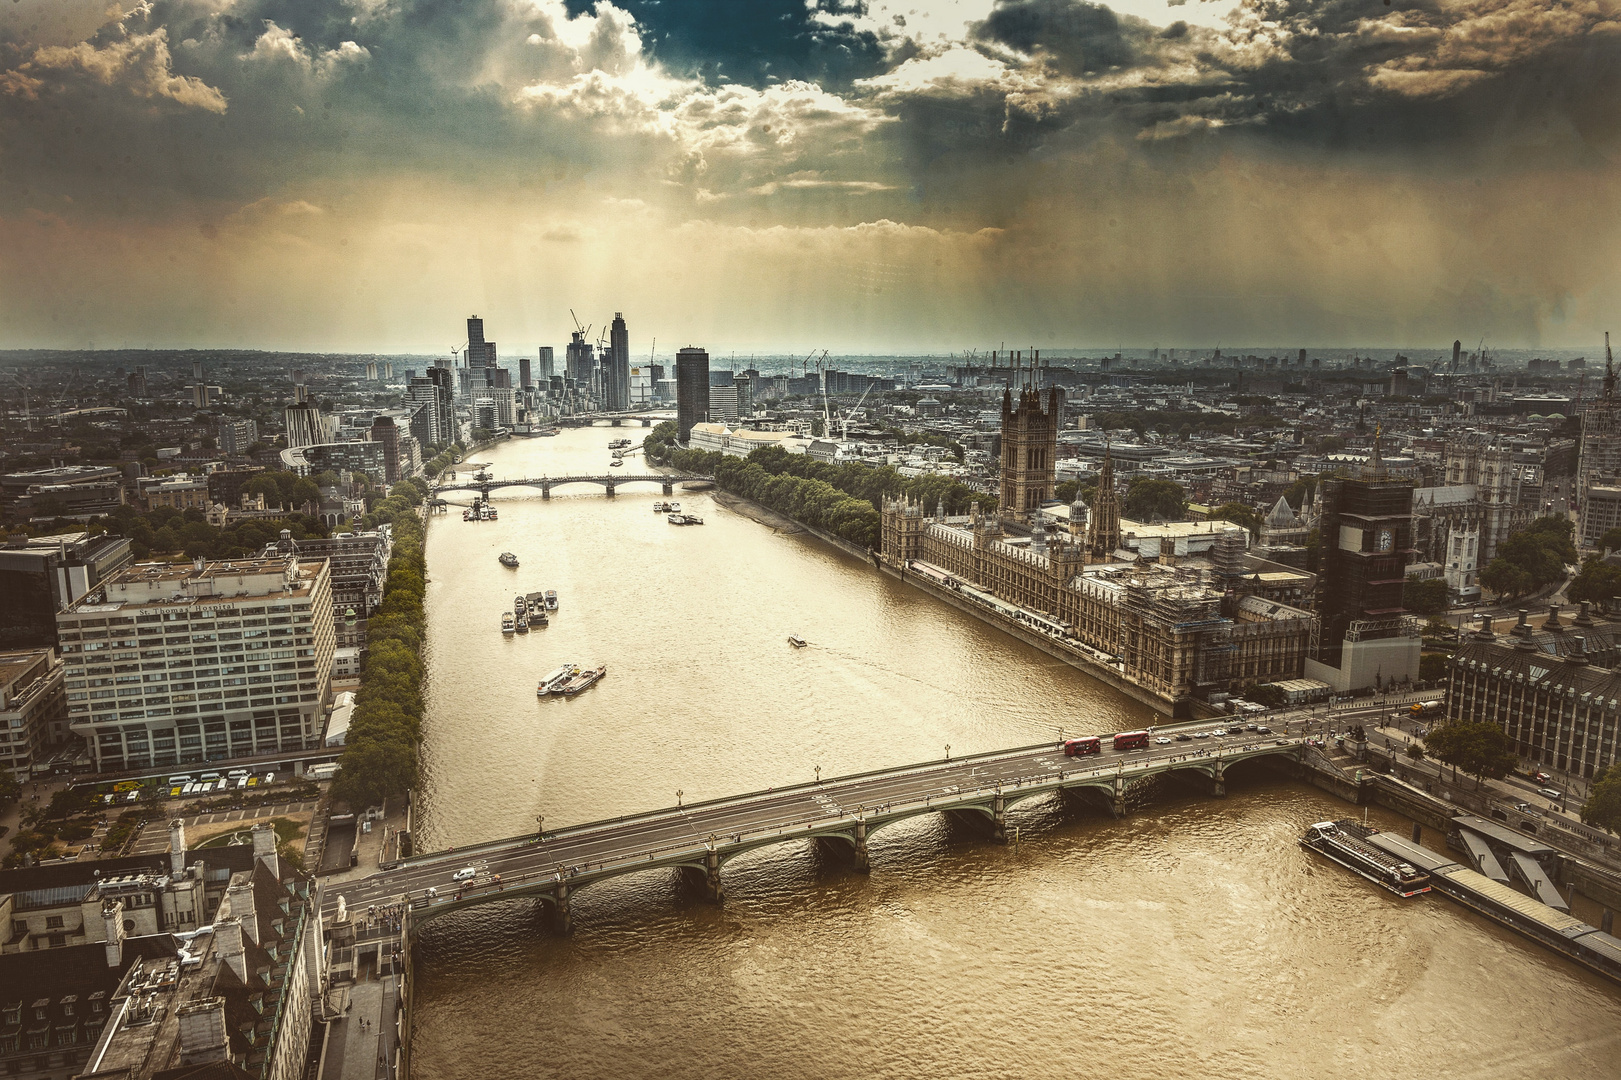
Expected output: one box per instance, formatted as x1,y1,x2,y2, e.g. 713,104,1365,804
435,474,713,499
327,735,1311,938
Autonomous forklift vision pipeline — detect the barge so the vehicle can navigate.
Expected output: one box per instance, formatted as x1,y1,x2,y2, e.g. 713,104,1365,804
1300,820,1431,897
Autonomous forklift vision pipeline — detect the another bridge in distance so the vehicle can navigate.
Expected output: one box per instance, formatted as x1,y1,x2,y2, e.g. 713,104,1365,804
327,735,1311,937
434,474,713,498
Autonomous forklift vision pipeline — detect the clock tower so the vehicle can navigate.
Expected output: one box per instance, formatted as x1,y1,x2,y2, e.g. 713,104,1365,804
1311,431,1419,688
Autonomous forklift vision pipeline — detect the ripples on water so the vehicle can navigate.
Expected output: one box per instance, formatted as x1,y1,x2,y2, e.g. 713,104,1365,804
410,429,1621,1079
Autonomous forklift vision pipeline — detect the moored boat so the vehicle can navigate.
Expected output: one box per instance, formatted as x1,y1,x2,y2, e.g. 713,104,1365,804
1300,821,1431,897
555,665,607,696
499,552,519,568
538,663,577,695
501,613,515,635
788,635,808,648
545,590,558,611
667,513,704,526
515,613,529,633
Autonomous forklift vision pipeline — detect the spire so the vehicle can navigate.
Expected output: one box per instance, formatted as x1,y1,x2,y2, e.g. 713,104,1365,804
1367,424,1385,479
1605,331,1615,402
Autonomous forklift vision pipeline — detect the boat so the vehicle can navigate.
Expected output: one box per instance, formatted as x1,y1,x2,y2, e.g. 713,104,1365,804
610,460,623,468
538,664,578,695
532,609,549,627
652,501,669,512
537,429,559,437
499,552,519,568
555,665,606,696
1299,821,1431,897
487,507,498,520
609,438,632,449
463,509,472,521
545,590,558,611
669,502,681,513
515,613,529,633
788,635,808,648
668,513,704,526
515,595,528,617
501,613,515,635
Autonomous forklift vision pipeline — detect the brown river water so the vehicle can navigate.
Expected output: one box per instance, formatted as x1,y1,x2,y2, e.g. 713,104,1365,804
408,426,1621,1080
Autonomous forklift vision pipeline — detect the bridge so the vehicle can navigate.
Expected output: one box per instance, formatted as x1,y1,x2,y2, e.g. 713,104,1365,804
434,474,713,498
325,733,1314,937
553,411,674,428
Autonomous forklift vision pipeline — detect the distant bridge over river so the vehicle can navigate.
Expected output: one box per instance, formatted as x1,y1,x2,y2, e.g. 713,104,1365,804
435,474,713,498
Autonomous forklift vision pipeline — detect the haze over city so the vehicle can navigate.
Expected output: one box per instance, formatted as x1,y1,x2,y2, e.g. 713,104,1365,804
3,0,1620,353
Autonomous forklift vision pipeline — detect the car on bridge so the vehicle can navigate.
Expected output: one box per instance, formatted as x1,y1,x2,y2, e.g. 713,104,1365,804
451,866,477,883
1175,733,1192,742
1155,736,1173,745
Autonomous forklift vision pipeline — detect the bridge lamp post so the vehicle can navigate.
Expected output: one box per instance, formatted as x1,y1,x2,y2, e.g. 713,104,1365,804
536,815,544,841
814,766,821,784
676,789,684,808
945,744,951,763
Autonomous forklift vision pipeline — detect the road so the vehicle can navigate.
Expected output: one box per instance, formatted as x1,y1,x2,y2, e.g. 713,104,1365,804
323,698,1434,925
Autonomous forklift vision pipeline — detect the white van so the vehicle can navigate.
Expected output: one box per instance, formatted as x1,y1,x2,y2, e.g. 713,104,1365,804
168,774,194,786
227,769,249,779
200,772,221,782
182,782,197,796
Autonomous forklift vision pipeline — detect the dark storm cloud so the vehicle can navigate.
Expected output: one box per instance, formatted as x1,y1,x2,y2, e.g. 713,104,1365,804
567,0,892,88
972,0,1142,74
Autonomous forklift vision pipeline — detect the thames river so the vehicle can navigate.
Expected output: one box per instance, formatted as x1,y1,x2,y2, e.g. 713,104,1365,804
408,426,1621,1079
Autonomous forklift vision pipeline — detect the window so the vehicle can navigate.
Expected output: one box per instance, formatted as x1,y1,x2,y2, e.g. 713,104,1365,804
44,916,62,930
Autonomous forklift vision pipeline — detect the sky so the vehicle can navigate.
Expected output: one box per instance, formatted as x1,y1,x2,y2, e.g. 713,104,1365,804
1,0,1619,358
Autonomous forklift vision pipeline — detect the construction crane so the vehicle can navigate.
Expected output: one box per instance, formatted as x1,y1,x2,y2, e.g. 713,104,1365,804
799,349,826,378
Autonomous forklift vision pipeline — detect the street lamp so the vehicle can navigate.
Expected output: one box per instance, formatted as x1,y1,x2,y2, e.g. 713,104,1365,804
945,744,951,763
676,789,683,808
536,814,544,840
814,765,821,784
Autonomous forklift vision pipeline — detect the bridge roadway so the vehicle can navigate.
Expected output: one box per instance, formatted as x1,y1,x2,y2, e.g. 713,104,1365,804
325,731,1331,935
434,474,712,498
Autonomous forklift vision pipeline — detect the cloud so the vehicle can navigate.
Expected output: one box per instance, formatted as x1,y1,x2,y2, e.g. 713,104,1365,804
16,25,227,112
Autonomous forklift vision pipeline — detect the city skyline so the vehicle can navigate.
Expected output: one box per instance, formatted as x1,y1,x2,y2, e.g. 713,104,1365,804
2,0,1617,354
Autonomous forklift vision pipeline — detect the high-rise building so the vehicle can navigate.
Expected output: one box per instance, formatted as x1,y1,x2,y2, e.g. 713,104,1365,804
1579,337,1621,547
538,346,555,381
284,402,337,449
519,355,532,391
609,313,630,410
216,418,259,457
567,331,594,386
127,366,147,398
1306,436,1420,690
708,383,740,421
0,648,68,779
998,378,1062,518
370,415,402,483
0,532,133,651
59,555,335,771
650,363,665,400
676,348,710,442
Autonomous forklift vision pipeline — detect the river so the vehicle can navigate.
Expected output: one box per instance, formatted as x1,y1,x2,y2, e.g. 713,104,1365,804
408,426,1621,1079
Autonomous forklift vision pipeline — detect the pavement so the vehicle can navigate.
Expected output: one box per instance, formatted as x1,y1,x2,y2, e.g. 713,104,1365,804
126,800,321,855
318,970,400,1080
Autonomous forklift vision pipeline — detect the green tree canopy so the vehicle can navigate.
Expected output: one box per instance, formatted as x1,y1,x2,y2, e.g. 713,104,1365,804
1581,770,1621,835
1403,577,1449,615
1122,477,1187,522
1423,721,1518,789
1211,502,1262,537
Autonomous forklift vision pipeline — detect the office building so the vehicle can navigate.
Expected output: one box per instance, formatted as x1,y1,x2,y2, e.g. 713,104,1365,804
58,555,336,772
676,347,710,442
708,383,740,421
608,312,630,410
215,418,259,457
369,415,402,483
566,331,594,385
280,441,386,481
538,346,555,381
0,648,67,779
466,315,496,369
519,355,532,391
143,478,211,512
265,528,391,650
1,466,122,520
650,363,665,401
0,532,133,652
284,402,338,450
1305,438,1420,691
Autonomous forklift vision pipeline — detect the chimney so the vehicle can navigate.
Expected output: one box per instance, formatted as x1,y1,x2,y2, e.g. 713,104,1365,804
251,821,280,878
169,818,186,876
225,878,259,946
215,917,248,982
1570,635,1590,665
176,998,230,1064
102,899,125,968
1546,603,1562,629
1576,600,1595,626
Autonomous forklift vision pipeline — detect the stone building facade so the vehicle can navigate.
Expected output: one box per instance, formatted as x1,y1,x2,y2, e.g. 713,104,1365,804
998,384,1061,519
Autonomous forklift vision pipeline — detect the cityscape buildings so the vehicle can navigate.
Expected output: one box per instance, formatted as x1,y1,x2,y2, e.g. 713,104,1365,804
676,347,710,442
57,555,336,772
0,648,67,779
608,313,630,411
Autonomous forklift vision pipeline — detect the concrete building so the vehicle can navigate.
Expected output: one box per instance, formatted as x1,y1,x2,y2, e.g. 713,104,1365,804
1,466,124,521
69,825,325,1080
686,423,807,458
537,346,555,381
0,649,66,780
215,418,260,457
143,477,211,512
263,528,390,650
676,347,710,442
707,383,740,422
0,533,133,652
1447,603,1621,780
280,441,386,482
283,402,337,451
58,556,335,772
607,312,630,411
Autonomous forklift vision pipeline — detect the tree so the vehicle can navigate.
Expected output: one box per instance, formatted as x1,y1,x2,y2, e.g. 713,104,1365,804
1581,770,1621,835
1403,577,1449,615
1568,556,1621,606
1211,502,1262,537
1419,652,1452,683
1122,477,1187,522
1480,557,1534,599
1423,721,1518,789
289,478,322,512
1406,743,1426,761
243,475,284,507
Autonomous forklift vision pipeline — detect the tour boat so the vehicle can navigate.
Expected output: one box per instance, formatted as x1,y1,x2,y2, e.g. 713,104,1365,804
499,552,519,568
556,665,607,696
545,590,558,611
538,664,577,695
1299,821,1431,897
463,509,473,521
486,507,498,520
501,613,515,635
669,502,681,513
668,513,704,526
610,460,623,468
652,501,669,512
788,635,808,648
609,438,632,449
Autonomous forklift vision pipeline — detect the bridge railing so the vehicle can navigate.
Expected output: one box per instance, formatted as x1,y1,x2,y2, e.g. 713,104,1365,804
393,738,1306,872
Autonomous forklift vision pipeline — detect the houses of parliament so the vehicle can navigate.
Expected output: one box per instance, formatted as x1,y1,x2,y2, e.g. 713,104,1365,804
880,381,1320,713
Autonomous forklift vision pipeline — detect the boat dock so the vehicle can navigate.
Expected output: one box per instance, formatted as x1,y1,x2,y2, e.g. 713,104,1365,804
1361,826,1621,983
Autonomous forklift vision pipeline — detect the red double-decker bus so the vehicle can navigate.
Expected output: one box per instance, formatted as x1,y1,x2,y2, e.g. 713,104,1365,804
1063,736,1101,757
1112,730,1150,751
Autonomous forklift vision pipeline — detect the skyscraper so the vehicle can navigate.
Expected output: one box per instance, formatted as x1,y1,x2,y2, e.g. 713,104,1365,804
609,312,630,410
538,347,555,381
519,356,532,391
284,401,337,449
566,331,594,385
676,347,710,442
